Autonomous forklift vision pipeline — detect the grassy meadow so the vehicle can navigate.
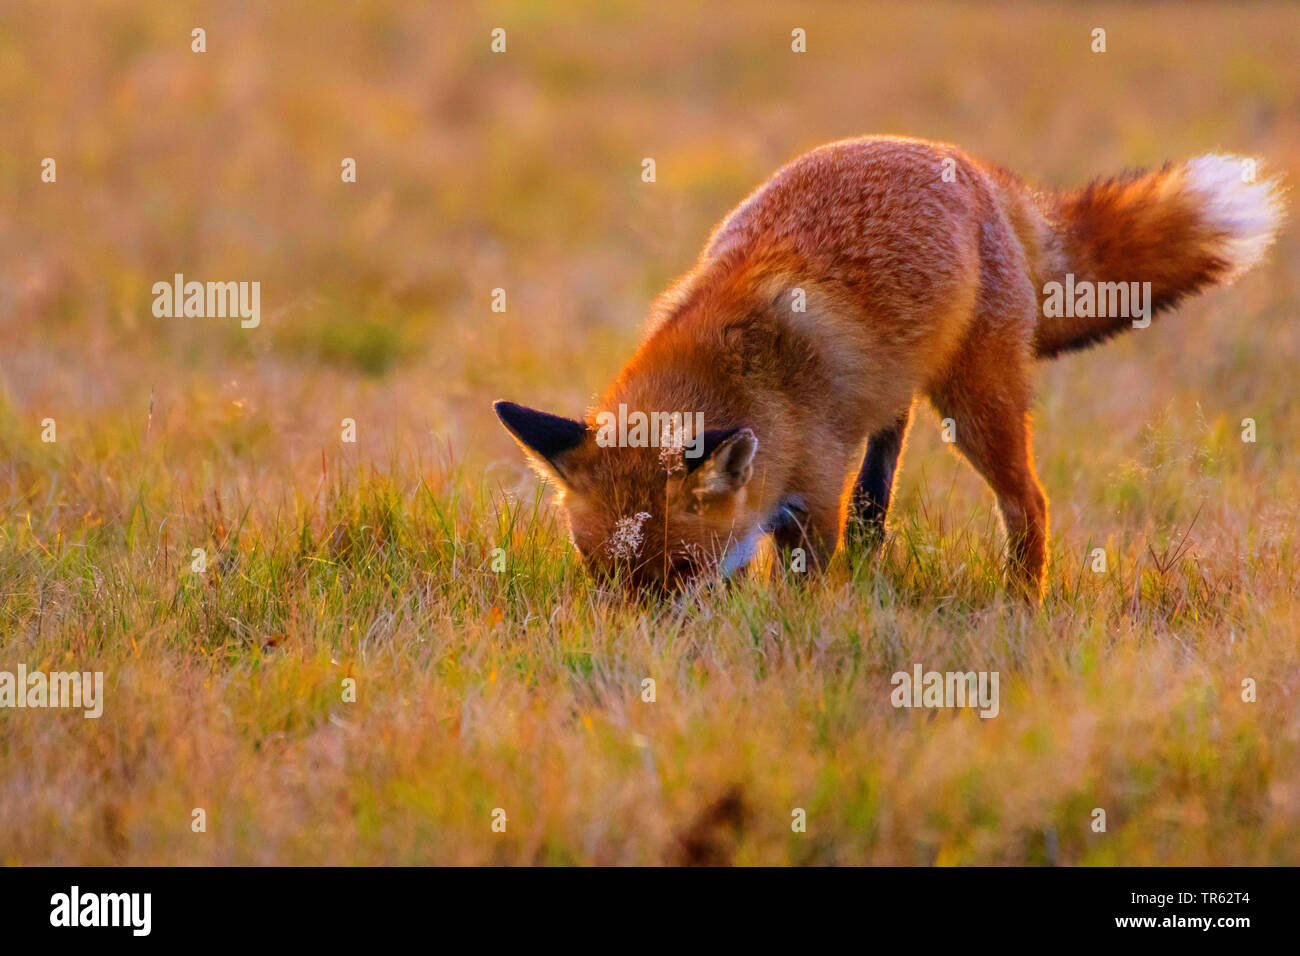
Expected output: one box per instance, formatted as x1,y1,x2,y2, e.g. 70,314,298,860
1,0,1298,864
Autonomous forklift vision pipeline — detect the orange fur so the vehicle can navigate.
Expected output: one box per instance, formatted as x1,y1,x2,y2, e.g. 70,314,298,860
496,136,1284,599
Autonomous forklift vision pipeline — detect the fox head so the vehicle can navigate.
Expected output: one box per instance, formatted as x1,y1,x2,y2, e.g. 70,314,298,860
493,400,762,594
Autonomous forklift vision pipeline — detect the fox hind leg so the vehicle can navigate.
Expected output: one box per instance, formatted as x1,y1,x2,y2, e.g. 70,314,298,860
928,354,1048,600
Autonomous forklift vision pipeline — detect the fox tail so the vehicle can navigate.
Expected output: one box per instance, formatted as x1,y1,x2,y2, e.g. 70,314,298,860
1032,155,1285,358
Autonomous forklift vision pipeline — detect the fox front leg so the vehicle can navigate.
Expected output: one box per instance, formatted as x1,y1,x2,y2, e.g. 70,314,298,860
846,407,912,553
766,495,835,576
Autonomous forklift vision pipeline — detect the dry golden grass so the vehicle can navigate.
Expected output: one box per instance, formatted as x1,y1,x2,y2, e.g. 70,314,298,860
1,0,1298,864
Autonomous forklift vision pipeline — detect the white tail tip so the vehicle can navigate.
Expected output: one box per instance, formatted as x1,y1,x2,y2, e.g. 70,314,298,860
1181,154,1286,281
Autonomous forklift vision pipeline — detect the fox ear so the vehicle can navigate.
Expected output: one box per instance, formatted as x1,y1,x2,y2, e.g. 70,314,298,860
686,428,751,475
494,400,587,482
683,427,757,507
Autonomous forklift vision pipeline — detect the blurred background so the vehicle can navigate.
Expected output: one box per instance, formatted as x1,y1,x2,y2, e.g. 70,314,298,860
2,0,1296,505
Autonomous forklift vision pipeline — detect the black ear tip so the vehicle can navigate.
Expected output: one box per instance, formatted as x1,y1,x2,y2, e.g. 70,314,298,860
493,400,520,425
493,401,587,460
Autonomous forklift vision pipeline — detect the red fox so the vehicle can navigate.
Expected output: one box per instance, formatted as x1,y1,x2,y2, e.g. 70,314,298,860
495,136,1284,599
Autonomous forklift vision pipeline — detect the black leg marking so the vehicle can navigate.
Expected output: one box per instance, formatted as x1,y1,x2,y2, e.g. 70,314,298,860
762,495,809,540
764,495,820,574
848,407,911,550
